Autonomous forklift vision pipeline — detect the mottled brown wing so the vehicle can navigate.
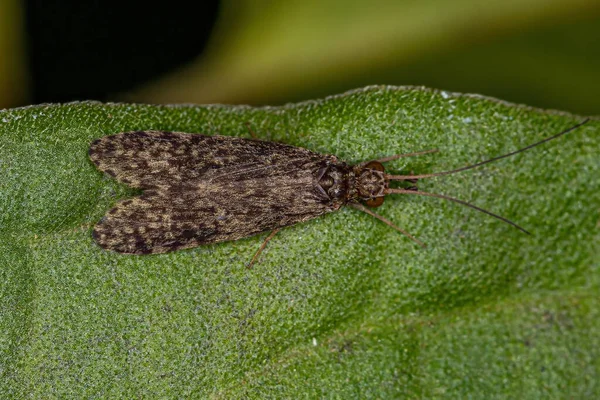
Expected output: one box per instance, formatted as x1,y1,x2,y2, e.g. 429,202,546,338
89,131,327,188
92,164,336,254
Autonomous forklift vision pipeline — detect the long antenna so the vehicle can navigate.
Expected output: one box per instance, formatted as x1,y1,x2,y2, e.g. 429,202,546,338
386,188,531,234
387,119,589,181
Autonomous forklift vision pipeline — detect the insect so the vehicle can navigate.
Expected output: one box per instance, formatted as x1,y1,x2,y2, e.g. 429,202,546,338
89,119,588,265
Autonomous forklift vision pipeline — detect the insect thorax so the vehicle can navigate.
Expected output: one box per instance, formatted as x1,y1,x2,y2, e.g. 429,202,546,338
315,162,388,206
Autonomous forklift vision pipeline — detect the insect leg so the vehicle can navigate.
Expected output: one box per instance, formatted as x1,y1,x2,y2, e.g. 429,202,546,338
245,122,259,140
349,203,425,247
247,229,281,268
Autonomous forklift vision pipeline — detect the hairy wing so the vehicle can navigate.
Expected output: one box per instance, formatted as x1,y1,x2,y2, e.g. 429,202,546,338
92,164,336,254
89,131,327,188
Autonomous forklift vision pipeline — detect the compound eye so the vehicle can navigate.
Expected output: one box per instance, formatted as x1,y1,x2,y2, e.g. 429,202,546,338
364,161,385,172
365,196,384,208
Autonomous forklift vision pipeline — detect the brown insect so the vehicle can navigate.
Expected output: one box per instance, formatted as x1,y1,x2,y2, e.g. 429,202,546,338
89,119,588,265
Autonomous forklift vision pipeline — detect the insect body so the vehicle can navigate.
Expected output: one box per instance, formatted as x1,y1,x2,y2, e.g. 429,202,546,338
89,131,382,255
89,120,588,258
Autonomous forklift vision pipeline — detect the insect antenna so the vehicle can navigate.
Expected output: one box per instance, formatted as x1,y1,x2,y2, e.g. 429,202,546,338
371,120,589,240
385,188,530,234
386,119,590,181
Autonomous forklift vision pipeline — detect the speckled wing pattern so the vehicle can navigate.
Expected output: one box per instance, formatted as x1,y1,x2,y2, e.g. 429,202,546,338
89,131,337,254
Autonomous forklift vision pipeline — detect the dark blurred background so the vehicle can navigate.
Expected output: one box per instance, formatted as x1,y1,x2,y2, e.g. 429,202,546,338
1,0,599,114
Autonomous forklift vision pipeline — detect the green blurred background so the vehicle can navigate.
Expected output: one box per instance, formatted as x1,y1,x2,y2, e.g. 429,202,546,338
0,0,598,113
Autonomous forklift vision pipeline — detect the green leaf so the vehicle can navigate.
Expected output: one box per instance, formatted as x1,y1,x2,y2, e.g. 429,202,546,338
1,87,598,397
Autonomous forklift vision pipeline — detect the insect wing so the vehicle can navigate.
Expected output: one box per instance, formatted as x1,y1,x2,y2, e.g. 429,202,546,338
89,131,326,188
93,166,335,254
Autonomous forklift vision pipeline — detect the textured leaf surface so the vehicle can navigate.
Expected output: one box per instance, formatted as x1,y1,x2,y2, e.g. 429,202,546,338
1,86,598,397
